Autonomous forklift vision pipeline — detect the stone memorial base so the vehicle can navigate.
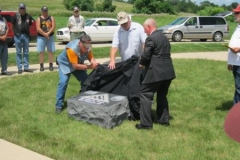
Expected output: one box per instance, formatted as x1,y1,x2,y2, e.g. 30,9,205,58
67,90,130,129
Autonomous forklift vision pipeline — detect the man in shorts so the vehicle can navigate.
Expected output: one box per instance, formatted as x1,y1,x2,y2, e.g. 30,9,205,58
36,6,56,71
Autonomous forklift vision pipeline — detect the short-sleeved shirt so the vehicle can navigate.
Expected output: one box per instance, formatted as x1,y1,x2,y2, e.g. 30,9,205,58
112,22,147,61
228,25,240,66
67,15,85,32
66,48,93,64
0,17,8,44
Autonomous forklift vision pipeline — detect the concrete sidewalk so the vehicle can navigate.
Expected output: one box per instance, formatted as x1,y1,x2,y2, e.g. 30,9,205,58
0,51,228,78
0,51,228,159
0,139,54,160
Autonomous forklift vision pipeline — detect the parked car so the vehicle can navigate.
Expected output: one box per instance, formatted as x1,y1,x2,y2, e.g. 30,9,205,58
158,16,229,42
0,11,37,47
56,18,120,43
215,11,233,17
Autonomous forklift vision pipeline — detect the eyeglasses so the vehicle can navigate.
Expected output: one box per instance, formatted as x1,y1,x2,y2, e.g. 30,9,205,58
74,11,79,13
19,8,25,10
234,12,240,15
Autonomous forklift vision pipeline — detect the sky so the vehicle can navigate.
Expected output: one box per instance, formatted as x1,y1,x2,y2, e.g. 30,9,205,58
192,0,238,6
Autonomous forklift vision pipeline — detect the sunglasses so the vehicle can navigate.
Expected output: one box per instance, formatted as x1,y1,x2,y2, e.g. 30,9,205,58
82,42,92,49
19,8,25,10
234,12,240,15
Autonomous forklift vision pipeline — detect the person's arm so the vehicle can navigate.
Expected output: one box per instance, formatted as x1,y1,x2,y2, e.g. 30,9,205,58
227,64,233,71
108,31,119,69
47,16,55,36
140,26,147,50
229,47,240,54
140,37,154,66
11,14,16,33
29,14,33,26
81,16,85,29
0,18,8,41
108,47,118,69
67,49,98,70
67,17,71,29
88,50,98,64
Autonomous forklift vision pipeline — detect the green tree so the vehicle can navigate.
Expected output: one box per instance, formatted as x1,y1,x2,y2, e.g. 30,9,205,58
63,0,94,11
133,0,174,14
95,0,116,12
197,6,224,16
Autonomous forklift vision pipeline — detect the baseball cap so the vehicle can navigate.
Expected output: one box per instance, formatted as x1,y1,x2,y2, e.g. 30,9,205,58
224,102,240,143
117,12,129,25
233,4,240,13
41,6,48,12
80,34,92,49
19,3,26,9
73,6,79,12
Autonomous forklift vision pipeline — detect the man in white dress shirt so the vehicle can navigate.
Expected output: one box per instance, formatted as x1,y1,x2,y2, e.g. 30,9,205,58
67,6,85,41
227,4,240,104
108,11,147,69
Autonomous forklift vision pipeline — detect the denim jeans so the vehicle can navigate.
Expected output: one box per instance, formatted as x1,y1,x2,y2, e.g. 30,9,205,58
14,34,29,70
37,35,55,52
55,67,88,108
0,43,8,73
232,65,240,104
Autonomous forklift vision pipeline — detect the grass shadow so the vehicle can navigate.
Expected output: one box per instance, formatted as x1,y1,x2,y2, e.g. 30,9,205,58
151,110,174,123
215,101,233,111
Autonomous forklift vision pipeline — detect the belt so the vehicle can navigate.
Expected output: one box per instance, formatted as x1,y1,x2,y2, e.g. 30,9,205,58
70,32,84,34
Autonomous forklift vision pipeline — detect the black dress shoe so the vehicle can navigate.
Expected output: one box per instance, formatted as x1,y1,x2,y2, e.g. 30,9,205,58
18,70,22,74
159,122,170,126
40,67,44,72
135,124,152,130
24,69,33,73
56,108,62,114
1,72,11,76
49,66,54,71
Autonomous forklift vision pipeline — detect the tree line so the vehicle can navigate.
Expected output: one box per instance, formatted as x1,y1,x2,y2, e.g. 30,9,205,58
63,0,239,15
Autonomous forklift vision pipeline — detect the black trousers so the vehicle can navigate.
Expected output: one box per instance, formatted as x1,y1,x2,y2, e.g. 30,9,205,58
139,80,172,126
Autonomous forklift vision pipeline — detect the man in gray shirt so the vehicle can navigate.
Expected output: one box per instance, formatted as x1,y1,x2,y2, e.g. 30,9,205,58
108,11,147,69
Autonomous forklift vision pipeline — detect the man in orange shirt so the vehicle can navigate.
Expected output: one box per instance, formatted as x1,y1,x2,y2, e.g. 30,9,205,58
55,34,98,113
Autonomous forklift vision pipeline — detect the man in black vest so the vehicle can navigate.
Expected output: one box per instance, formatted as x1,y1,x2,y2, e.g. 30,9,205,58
11,3,34,74
136,18,176,130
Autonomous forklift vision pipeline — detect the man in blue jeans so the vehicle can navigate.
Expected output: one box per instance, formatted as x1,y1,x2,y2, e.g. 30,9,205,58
11,3,34,74
0,9,10,75
55,34,98,113
227,4,240,105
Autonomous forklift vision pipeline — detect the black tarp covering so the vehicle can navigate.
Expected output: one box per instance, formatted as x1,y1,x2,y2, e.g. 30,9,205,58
81,56,143,120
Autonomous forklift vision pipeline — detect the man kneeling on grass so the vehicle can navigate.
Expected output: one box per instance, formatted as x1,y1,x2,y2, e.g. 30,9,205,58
55,34,98,113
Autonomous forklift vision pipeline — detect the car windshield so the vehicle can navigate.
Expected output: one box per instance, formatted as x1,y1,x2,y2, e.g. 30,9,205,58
169,17,188,25
85,19,96,26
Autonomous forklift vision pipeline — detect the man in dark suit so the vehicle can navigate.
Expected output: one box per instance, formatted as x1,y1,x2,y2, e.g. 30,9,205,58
136,18,176,130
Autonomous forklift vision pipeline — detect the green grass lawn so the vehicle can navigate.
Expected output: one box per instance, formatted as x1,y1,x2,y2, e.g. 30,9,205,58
0,59,238,160
1,1,238,159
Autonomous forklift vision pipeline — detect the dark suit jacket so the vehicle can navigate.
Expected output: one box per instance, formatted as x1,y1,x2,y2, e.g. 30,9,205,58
140,30,176,84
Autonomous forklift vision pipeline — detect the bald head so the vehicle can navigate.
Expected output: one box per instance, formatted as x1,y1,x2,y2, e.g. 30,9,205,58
143,18,157,36
144,18,157,28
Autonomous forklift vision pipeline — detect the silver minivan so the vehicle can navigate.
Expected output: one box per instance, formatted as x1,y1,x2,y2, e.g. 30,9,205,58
158,16,229,42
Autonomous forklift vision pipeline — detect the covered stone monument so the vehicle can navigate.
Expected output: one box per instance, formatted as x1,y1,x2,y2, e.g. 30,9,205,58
67,90,130,129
